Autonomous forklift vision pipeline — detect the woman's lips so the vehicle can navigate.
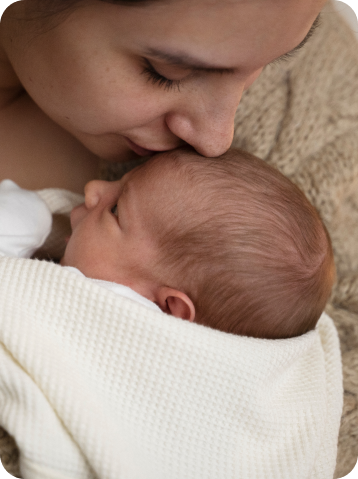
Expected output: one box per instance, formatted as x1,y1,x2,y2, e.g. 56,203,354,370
125,138,157,157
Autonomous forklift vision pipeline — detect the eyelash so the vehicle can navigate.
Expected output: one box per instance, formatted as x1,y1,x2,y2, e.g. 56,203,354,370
142,60,182,92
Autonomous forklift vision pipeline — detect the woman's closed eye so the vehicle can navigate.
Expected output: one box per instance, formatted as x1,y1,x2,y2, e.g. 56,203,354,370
142,59,182,92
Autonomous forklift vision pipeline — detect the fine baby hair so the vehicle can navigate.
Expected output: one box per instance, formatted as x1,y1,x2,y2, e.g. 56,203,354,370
149,147,335,339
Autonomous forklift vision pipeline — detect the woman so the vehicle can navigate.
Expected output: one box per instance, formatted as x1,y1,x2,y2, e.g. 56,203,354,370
0,1,357,477
0,0,324,193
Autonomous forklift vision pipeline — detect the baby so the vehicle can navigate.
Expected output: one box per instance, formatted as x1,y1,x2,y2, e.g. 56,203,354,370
0,147,335,339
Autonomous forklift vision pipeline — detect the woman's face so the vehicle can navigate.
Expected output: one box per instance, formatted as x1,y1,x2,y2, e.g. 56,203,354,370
5,0,325,161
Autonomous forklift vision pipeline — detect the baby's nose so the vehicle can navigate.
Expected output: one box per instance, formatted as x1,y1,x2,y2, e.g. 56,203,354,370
84,180,107,209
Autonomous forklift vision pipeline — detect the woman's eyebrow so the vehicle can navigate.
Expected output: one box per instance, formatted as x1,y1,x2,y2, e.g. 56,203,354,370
272,13,321,64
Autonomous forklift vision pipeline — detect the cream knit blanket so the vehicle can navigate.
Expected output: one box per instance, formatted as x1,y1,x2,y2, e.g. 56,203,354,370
0,186,343,479
0,257,343,479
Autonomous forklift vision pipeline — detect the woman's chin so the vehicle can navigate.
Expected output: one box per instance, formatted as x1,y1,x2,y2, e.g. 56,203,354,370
102,148,145,163
74,131,140,163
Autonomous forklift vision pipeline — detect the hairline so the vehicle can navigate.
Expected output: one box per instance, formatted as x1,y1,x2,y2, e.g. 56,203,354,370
272,13,321,64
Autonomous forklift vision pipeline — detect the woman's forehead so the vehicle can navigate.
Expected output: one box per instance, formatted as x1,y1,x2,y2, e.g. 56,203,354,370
99,0,326,72
31,0,325,73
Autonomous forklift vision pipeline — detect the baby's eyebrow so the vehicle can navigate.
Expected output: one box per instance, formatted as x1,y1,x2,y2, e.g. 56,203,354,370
272,13,321,64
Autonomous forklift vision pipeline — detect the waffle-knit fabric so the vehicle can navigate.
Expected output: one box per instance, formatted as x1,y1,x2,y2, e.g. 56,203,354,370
0,176,344,479
0,254,343,479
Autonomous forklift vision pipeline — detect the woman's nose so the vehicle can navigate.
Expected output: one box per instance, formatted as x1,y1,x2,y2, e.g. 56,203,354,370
84,180,109,209
165,78,245,158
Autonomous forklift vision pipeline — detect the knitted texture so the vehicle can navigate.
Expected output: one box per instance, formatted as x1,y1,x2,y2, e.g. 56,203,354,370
0,255,343,479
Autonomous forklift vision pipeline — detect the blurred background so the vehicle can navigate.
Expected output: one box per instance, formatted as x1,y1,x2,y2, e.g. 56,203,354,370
333,0,358,39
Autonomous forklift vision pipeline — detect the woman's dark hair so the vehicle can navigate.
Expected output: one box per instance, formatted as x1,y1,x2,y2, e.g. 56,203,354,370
37,0,161,13
21,0,162,31
101,0,161,4
101,0,164,4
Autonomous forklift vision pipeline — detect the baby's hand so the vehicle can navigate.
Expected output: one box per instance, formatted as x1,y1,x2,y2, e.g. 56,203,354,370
0,180,52,258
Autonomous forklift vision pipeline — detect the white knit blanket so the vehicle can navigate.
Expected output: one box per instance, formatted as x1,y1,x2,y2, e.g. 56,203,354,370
0,189,343,479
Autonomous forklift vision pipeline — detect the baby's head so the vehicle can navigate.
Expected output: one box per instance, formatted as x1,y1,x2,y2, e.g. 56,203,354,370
62,147,335,339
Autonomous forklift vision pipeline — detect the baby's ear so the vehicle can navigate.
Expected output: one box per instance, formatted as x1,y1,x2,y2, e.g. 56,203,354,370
156,287,195,321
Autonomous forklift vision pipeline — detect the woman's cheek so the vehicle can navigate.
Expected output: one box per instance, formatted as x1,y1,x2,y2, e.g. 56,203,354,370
115,80,170,127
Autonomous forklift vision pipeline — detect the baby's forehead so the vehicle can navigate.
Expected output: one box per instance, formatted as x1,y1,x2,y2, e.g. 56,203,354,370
137,154,189,187
132,154,203,210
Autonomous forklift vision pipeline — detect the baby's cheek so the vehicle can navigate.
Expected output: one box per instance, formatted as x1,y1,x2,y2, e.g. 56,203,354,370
60,236,78,267
70,204,87,230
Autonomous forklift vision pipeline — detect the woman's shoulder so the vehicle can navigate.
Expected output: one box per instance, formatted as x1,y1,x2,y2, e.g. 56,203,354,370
0,7,100,192
0,14,100,193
